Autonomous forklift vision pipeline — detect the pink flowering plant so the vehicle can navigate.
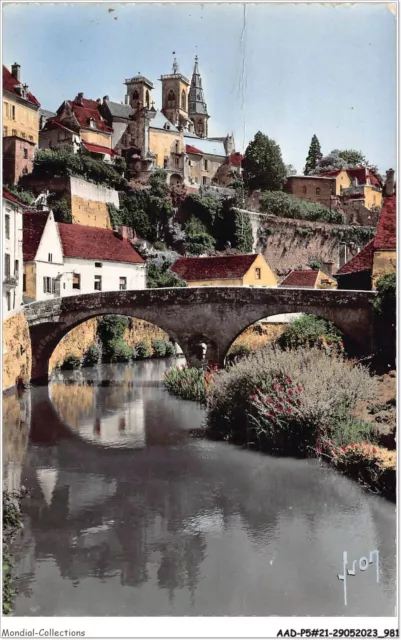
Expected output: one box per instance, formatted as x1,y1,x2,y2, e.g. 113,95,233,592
164,363,218,403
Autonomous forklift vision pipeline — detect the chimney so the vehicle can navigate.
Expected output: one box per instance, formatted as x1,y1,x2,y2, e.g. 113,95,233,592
96,98,101,105
103,95,109,104
322,262,334,277
384,168,395,197
75,92,84,105
119,225,133,241
11,63,20,81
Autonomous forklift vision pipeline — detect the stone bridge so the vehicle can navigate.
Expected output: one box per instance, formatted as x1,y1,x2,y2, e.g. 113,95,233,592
24,286,376,383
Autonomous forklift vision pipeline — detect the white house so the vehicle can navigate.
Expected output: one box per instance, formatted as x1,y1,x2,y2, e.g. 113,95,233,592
3,188,24,317
23,213,146,302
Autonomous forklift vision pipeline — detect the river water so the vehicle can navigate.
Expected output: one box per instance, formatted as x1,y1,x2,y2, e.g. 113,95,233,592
3,359,396,617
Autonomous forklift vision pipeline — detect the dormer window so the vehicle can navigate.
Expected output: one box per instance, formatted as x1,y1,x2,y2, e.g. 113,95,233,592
88,118,95,129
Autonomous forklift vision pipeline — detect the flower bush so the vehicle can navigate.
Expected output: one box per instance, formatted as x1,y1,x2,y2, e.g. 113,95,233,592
206,345,377,455
164,364,218,403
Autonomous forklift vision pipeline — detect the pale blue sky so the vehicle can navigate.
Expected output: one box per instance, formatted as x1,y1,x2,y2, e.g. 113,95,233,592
2,2,397,173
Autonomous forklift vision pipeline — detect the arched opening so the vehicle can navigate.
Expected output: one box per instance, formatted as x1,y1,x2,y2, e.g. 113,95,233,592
145,90,150,109
166,90,176,109
131,89,139,106
169,173,183,187
224,312,350,365
181,89,186,111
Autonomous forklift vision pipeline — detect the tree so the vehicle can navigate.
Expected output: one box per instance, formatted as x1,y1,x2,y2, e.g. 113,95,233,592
304,135,322,175
337,149,367,167
184,217,216,255
286,164,297,177
242,132,287,192
146,251,187,288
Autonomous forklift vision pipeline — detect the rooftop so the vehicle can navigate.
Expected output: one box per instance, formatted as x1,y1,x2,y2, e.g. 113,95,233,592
3,187,28,207
23,211,50,262
149,110,179,133
374,194,396,250
104,100,134,120
183,136,226,157
279,270,319,288
124,75,154,89
171,254,259,281
63,96,112,133
335,240,375,276
3,65,40,108
57,223,145,264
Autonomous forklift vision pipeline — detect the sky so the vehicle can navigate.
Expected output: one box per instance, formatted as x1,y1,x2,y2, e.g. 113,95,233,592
2,2,397,174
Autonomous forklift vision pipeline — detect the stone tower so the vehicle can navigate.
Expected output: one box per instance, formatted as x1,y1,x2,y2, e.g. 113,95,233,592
188,56,209,138
124,75,154,112
160,55,190,130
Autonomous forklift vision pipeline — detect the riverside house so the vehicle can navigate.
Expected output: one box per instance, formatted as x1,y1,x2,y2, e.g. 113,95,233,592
171,253,277,287
3,187,25,316
22,213,146,302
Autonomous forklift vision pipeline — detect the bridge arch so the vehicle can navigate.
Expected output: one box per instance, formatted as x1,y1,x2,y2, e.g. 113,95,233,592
25,287,376,384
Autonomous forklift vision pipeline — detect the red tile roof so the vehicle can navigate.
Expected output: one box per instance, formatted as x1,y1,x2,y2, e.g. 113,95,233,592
279,270,319,287
23,211,50,261
67,97,112,133
57,223,145,264
43,119,76,134
230,152,243,167
82,141,116,156
186,144,203,155
335,240,374,276
171,254,259,281
374,194,396,250
3,187,27,207
319,167,381,187
3,65,40,108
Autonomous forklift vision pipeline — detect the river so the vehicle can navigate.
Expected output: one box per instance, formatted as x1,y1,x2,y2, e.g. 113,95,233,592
3,359,396,617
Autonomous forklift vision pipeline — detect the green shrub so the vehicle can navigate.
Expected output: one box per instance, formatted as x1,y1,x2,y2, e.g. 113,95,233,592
61,354,81,370
3,491,23,615
206,345,377,455
105,339,132,363
97,316,129,343
277,314,343,353
136,340,152,359
259,190,344,224
83,345,100,367
164,364,212,403
164,341,175,357
373,272,396,314
152,339,167,358
33,148,128,190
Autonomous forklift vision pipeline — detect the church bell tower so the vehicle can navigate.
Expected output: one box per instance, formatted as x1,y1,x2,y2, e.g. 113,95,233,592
160,54,190,129
188,56,209,138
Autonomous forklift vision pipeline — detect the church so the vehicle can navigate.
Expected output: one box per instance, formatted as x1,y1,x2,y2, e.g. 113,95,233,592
100,55,242,189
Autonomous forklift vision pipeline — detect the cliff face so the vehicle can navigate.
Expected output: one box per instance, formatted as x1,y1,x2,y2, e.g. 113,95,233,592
3,312,32,391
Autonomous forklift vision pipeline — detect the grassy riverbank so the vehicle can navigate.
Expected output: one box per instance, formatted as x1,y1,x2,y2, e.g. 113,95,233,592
163,346,396,499
3,491,24,615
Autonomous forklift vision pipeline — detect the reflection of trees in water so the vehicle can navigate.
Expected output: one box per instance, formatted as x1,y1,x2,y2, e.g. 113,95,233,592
50,384,95,429
3,390,31,492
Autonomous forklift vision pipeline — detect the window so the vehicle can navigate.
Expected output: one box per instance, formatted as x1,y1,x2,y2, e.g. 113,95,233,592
202,176,208,185
119,277,127,291
23,148,28,159
4,102,9,118
14,260,19,277
11,105,16,120
23,274,26,292
131,89,139,102
145,90,150,109
181,89,186,111
89,118,95,129
28,135,33,141
21,132,26,139
43,277,54,294
72,273,81,290
12,129,17,137
163,157,168,169
6,292,11,312
5,253,11,277
5,215,10,240
167,90,176,108
94,262,102,268
22,167,28,175
204,159,208,171
48,253,53,263
3,126,8,137
255,268,261,280
94,275,102,291
175,141,179,154
302,186,307,194
174,156,180,168
316,187,321,195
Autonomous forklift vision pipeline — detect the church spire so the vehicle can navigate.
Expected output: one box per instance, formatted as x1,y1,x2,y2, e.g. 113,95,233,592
188,55,209,137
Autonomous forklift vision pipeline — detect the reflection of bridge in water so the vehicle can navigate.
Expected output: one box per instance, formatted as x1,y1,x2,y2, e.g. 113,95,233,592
4,367,396,616
25,286,376,383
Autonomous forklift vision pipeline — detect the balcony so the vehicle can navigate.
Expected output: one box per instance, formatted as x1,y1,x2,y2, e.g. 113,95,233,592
3,274,19,289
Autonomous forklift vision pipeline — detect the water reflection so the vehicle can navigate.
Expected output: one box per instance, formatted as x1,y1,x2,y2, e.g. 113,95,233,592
3,360,397,617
